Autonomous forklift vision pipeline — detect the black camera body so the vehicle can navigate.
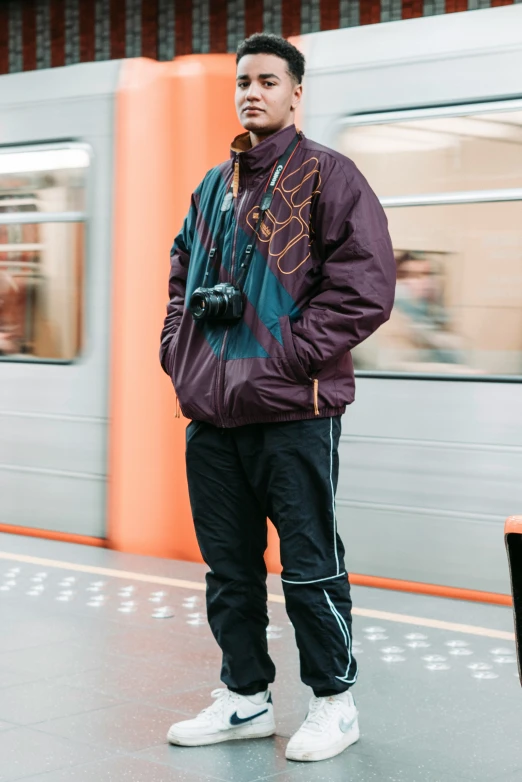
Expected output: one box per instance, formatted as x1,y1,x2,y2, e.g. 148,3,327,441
189,283,243,324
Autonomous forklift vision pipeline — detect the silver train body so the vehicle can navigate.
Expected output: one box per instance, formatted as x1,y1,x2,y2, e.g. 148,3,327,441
1,5,521,593
302,5,522,593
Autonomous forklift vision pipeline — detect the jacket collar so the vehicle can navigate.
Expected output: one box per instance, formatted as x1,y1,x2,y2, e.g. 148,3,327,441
230,124,299,177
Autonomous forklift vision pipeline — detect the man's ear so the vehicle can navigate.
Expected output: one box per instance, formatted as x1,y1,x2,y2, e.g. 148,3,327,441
292,84,303,111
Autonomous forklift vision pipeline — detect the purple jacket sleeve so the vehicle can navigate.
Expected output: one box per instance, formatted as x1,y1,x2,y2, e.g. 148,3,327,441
290,159,396,375
159,192,199,374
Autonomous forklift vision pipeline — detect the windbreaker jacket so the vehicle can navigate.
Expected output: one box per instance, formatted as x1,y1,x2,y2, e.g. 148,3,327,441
160,124,396,427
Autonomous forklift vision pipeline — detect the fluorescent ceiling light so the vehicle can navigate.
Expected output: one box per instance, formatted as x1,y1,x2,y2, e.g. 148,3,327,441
0,148,90,175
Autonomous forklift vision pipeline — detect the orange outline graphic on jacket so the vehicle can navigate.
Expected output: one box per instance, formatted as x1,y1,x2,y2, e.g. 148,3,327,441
246,156,321,275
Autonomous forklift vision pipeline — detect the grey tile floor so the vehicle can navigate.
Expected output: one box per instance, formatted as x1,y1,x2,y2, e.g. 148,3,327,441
0,532,521,782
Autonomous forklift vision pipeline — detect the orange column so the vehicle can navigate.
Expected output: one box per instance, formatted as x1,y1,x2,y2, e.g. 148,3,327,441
108,55,242,562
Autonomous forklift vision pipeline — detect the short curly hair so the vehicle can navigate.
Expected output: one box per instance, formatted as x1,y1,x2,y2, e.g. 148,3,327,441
236,34,305,85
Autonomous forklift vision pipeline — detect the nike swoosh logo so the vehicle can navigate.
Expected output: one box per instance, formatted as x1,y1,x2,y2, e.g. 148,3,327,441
339,716,357,733
229,707,269,726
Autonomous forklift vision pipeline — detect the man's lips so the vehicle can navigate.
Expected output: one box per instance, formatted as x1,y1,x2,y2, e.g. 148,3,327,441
244,107,264,114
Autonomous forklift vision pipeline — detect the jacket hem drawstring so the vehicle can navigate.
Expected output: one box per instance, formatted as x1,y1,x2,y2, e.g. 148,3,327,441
313,379,319,416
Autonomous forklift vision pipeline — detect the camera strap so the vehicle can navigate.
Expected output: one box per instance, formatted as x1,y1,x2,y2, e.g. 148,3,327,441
202,132,302,289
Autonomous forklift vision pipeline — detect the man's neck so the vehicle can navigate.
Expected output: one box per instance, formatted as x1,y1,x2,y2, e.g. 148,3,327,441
249,120,294,149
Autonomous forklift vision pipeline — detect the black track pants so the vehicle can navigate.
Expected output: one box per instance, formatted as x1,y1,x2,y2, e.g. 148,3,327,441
185,416,358,697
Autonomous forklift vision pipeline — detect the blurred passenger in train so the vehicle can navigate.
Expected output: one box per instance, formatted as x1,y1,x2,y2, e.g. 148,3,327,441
353,252,467,371
0,269,23,355
160,33,396,762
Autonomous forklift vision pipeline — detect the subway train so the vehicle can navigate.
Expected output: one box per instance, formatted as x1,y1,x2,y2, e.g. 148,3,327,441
1,4,521,596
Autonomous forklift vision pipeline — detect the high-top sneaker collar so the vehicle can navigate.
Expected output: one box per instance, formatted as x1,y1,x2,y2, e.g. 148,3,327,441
230,124,300,178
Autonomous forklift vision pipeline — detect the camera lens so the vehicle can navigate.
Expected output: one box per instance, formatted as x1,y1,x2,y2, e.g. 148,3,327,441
190,292,209,321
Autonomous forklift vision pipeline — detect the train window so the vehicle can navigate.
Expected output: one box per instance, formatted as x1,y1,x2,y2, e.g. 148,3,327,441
0,145,88,361
351,201,522,377
338,102,522,379
338,104,522,198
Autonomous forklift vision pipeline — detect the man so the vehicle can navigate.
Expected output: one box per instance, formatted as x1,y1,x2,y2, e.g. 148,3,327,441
160,34,396,762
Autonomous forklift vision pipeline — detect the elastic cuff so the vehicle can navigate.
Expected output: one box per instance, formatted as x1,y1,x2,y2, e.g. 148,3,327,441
313,686,351,697
228,681,269,696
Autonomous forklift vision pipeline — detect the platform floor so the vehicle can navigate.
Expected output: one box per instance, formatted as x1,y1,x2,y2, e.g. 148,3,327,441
0,532,521,782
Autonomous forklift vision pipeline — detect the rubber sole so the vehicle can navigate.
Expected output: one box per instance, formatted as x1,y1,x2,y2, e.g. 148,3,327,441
167,721,276,747
285,722,360,762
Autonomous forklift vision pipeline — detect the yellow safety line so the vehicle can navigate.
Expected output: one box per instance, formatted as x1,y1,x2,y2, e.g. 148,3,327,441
0,550,515,641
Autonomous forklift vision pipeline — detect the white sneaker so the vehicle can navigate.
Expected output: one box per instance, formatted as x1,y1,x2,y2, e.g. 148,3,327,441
285,691,359,762
167,688,275,746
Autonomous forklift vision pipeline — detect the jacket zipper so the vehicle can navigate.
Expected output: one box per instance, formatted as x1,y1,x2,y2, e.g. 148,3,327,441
215,156,248,427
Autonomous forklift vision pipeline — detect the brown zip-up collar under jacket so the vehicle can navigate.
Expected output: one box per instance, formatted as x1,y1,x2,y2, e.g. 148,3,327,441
160,124,396,427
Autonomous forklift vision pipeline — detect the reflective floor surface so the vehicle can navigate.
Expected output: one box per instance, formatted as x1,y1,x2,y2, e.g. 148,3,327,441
0,532,521,782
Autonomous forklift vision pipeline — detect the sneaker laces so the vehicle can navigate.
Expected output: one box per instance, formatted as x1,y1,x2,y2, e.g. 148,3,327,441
302,696,343,733
198,688,238,721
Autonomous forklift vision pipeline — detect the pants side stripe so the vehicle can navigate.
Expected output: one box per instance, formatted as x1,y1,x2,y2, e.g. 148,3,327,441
330,418,340,576
324,589,358,685
281,572,347,585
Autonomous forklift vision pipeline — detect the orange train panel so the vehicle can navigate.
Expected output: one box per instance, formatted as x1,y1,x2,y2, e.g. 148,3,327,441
0,524,106,548
505,516,522,685
108,55,244,561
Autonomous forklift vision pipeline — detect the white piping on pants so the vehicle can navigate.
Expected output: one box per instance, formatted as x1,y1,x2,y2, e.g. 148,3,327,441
281,572,347,585
324,589,358,685
330,418,340,576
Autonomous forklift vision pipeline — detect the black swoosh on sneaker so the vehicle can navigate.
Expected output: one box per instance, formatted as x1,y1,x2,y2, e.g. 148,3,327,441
229,708,269,726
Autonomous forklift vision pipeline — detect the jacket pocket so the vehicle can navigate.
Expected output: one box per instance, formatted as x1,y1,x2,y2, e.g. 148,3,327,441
164,331,179,378
280,315,311,384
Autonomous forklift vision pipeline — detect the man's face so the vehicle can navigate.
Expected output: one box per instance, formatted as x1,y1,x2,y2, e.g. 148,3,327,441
399,259,434,300
235,53,302,135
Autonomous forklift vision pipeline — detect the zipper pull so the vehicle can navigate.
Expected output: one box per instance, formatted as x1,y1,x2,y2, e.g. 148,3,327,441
313,378,319,416
233,158,240,199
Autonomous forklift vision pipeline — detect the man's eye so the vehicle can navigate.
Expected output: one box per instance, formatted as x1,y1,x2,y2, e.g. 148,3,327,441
238,82,249,88
264,82,275,87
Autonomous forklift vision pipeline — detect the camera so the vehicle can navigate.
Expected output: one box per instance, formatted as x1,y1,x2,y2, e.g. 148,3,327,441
189,283,243,324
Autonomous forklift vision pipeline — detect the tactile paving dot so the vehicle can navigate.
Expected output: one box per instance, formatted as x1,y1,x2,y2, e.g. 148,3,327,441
468,662,492,671
152,606,175,619
449,648,473,656
425,663,451,671
493,656,517,664
445,640,469,648
381,655,406,663
422,655,447,663
405,633,428,641
365,634,388,641
363,626,386,633
381,646,405,654
406,641,431,649
186,612,206,626
490,648,514,656
472,671,499,680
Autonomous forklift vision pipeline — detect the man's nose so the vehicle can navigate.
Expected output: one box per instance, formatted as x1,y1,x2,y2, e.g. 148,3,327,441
246,83,261,100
